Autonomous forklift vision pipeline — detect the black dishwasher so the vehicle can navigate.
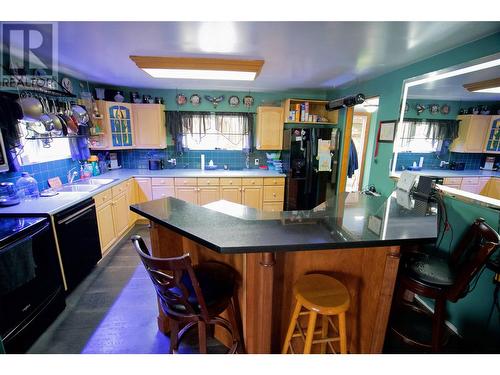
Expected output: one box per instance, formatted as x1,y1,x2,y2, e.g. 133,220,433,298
54,198,102,292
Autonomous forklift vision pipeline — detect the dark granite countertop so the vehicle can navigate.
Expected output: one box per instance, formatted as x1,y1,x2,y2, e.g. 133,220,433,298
130,191,438,254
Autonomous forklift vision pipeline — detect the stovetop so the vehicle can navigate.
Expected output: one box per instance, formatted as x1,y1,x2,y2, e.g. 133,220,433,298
0,216,47,246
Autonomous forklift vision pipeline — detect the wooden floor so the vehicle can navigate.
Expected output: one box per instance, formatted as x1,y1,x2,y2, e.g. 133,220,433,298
28,225,226,354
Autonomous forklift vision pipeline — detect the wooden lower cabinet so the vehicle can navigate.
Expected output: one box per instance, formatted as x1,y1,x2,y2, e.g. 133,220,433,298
125,179,136,225
175,186,198,204
262,202,283,212
242,186,263,210
112,192,130,238
220,186,242,204
96,201,115,254
198,186,220,205
152,185,175,200
136,177,152,202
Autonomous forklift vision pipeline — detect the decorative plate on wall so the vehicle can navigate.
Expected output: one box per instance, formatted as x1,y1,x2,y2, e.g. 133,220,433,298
243,95,254,108
429,104,439,115
190,94,201,106
228,95,240,107
176,93,187,106
440,104,450,115
416,103,426,115
61,77,73,94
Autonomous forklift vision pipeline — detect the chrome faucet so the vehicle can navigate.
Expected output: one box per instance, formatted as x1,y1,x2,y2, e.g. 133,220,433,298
67,167,79,184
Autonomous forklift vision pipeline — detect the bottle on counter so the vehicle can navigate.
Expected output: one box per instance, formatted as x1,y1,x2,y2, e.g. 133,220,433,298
16,172,40,200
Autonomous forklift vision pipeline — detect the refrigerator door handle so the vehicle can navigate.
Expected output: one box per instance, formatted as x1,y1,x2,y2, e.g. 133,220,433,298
305,139,312,194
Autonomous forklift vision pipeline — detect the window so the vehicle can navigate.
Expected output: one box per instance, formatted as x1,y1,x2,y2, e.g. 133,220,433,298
397,121,440,152
176,112,252,151
16,122,71,165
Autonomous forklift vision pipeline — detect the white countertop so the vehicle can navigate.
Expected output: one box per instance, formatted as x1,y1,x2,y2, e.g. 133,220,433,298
0,168,286,216
391,169,499,178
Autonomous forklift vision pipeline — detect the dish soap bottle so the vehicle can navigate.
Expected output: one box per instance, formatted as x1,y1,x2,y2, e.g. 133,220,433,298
16,172,40,200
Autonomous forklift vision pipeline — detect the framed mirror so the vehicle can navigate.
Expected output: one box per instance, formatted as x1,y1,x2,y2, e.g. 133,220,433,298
391,53,500,202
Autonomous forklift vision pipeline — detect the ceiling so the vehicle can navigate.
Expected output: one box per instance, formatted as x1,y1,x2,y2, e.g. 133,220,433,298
53,22,500,92
408,65,500,101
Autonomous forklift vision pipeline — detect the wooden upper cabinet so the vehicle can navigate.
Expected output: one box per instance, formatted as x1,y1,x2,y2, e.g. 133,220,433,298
483,115,500,154
92,100,135,150
256,106,284,150
449,115,491,153
132,104,167,149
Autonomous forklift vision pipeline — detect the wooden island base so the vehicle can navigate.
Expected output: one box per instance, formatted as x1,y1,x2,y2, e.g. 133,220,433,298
150,222,401,354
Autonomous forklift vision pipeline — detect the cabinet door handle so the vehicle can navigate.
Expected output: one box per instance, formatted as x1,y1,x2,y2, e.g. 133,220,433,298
273,193,276,197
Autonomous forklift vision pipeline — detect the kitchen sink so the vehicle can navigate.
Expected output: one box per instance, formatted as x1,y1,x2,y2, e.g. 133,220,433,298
73,178,116,186
57,184,100,193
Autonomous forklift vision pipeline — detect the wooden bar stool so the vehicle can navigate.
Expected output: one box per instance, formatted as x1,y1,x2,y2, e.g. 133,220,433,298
282,274,350,354
131,235,244,354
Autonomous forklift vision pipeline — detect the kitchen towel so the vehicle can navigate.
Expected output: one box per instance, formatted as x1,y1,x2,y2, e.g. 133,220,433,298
0,238,36,295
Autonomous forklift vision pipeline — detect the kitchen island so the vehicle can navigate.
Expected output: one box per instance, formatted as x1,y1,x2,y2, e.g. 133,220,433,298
131,191,438,353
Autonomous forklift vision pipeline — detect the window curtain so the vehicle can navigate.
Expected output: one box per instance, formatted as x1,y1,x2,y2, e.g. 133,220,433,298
215,112,254,152
168,111,254,152
401,119,459,141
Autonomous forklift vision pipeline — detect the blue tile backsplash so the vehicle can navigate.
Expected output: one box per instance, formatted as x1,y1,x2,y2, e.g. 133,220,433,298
396,152,484,171
115,147,279,170
0,158,81,192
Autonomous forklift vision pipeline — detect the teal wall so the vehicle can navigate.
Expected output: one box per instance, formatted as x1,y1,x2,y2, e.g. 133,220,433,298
328,31,500,347
93,84,328,147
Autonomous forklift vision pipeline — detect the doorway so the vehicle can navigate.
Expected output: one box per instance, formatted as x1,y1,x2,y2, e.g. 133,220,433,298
344,97,378,192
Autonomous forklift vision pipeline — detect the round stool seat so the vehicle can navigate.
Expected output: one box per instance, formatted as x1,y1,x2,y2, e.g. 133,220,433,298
294,274,350,315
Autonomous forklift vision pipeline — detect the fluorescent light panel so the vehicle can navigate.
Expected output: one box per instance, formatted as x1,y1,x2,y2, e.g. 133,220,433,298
142,68,256,81
472,87,500,93
130,56,264,81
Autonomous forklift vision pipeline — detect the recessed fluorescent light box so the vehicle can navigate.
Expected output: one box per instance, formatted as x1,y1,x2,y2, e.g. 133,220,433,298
463,77,500,94
130,56,264,81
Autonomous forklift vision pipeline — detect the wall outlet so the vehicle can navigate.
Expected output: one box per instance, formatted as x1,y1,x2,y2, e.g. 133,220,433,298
254,158,259,166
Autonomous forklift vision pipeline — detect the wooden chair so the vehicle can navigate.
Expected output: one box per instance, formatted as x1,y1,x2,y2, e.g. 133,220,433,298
282,274,350,354
130,235,243,354
392,218,500,352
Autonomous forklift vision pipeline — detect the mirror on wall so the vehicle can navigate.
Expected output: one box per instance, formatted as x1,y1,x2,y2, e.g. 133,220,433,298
392,54,500,201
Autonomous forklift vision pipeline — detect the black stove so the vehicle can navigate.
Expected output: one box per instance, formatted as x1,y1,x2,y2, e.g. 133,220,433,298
0,216,47,246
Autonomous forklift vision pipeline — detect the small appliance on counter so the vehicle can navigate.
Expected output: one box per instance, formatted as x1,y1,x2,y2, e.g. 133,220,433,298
449,161,465,170
148,159,164,170
0,182,20,207
481,156,497,171
108,152,120,170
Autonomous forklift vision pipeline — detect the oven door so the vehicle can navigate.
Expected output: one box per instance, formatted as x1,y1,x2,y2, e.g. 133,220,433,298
0,220,63,340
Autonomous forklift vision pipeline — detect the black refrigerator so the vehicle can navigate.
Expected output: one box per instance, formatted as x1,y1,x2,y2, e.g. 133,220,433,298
283,126,340,210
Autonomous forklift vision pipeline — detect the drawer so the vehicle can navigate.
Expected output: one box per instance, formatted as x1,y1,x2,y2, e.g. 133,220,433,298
112,182,127,197
174,178,197,186
262,202,283,212
220,178,242,186
242,177,263,186
264,177,285,186
461,177,479,185
443,177,462,185
151,177,174,186
263,186,285,201
94,188,112,207
197,177,219,186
